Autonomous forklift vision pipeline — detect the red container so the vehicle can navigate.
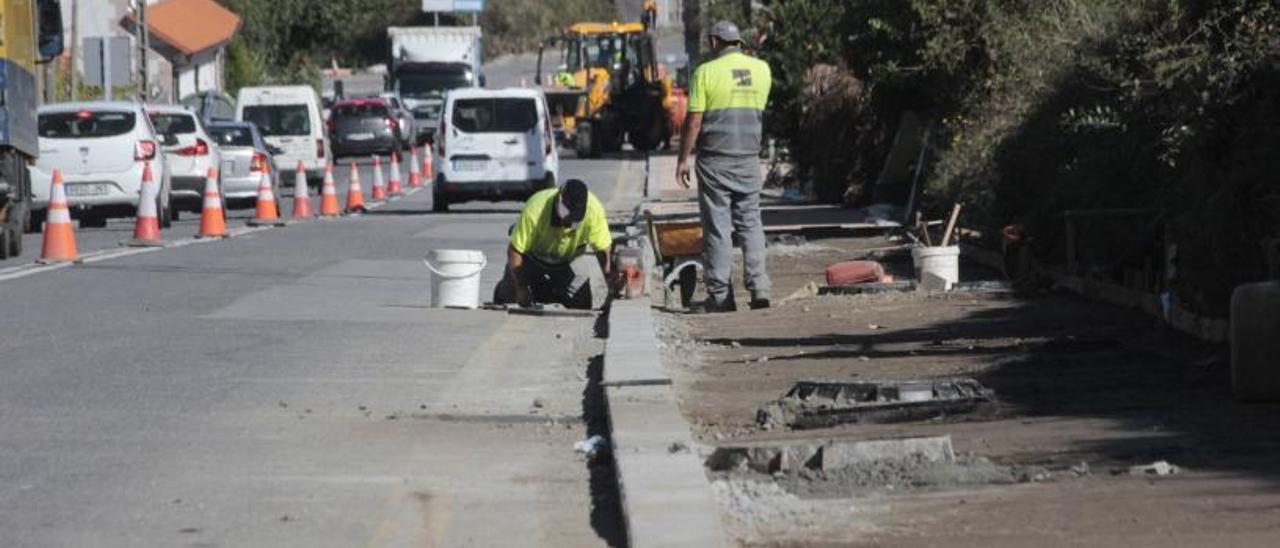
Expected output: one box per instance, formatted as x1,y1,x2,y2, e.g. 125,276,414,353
826,261,886,287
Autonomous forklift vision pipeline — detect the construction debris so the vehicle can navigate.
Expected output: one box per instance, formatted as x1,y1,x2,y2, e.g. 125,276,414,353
1127,460,1180,477
825,260,887,287
757,378,995,430
707,436,956,475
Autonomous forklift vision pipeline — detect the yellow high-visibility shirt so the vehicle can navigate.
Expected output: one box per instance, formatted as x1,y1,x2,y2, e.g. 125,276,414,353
509,188,612,264
687,48,772,156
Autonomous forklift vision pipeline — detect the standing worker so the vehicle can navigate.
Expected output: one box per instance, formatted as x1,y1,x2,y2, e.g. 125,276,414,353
676,21,773,312
494,179,616,310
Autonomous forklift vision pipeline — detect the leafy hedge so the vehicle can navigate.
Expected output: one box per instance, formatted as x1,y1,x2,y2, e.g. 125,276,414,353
753,0,1280,315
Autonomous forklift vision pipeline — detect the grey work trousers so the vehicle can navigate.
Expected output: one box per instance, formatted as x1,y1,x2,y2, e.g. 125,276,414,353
696,153,770,306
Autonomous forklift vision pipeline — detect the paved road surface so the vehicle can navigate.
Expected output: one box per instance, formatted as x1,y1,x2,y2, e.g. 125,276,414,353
0,152,646,546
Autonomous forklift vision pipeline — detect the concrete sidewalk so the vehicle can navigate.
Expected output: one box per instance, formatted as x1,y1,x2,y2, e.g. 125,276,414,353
604,299,726,547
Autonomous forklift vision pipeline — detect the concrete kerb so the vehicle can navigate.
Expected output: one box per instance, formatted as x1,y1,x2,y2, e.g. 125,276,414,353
605,299,726,547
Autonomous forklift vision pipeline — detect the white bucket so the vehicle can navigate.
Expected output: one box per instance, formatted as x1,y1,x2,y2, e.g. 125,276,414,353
917,246,960,291
424,249,487,309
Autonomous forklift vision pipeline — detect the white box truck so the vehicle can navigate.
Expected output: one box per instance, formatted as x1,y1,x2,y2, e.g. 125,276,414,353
387,26,484,144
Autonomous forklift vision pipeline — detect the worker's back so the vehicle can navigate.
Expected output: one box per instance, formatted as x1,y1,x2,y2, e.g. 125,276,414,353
688,49,772,157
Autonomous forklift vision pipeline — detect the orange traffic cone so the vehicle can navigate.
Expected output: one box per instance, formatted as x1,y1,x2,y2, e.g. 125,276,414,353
408,146,422,188
38,170,80,263
197,167,228,238
291,160,314,219
422,144,434,182
319,163,341,217
387,152,404,196
370,156,388,201
128,162,164,246
345,161,367,213
247,170,285,227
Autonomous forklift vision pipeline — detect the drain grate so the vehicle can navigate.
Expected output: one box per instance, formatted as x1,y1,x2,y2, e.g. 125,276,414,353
757,378,995,430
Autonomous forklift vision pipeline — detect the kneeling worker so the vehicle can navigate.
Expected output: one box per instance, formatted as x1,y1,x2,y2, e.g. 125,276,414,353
495,179,614,309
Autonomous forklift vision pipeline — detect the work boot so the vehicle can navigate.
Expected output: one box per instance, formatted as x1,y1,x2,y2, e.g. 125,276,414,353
749,291,771,310
686,296,737,314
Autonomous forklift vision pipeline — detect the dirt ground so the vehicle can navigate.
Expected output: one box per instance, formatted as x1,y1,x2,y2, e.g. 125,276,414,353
656,234,1280,547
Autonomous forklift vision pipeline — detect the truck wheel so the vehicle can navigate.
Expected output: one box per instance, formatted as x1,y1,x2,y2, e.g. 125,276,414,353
158,199,172,229
630,116,666,153
577,121,603,159
25,210,44,234
1,150,29,256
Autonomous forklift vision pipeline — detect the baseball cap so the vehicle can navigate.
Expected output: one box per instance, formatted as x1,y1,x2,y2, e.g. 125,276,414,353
556,179,589,224
709,20,742,43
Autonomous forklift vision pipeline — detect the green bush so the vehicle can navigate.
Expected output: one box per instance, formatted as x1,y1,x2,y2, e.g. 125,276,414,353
759,0,1280,315
479,0,615,58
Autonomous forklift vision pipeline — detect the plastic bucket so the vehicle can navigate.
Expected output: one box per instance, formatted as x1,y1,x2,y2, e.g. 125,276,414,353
917,246,960,291
424,249,487,309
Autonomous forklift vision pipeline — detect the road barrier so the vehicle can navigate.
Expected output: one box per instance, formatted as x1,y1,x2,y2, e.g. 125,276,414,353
291,161,314,219
197,168,228,238
248,170,285,227
129,162,164,246
387,152,404,196
345,161,367,213
37,170,80,263
408,146,422,188
422,144,434,182
370,156,388,201
320,163,341,217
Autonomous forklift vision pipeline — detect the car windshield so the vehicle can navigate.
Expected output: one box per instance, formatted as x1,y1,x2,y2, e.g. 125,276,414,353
451,98,538,133
148,112,197,135
241,104,311,136
39,111,137,138
209,126,256,147
398,73,471,99
334,103,390,118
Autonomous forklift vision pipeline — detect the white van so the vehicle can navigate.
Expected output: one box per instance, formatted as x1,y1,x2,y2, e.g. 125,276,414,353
235,86,330,186
432,88,559,212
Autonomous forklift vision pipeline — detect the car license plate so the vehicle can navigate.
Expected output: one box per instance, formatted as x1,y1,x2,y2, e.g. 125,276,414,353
65,183,111,197
348,133,375,141
453,159,486,172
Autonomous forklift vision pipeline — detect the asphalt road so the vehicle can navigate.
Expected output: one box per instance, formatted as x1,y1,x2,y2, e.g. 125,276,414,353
0,151,646,546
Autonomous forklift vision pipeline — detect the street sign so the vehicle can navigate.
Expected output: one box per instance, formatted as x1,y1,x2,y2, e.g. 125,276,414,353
422,0,484,13
83,37,133,100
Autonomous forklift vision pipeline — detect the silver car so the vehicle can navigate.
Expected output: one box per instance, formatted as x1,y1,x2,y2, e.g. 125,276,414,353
379,92,417,149
207,121,281,208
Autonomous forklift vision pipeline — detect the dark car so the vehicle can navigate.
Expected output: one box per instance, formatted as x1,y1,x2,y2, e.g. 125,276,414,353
328,99,403,158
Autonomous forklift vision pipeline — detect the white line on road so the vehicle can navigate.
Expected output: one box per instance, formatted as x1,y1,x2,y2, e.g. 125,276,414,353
0,186,430,284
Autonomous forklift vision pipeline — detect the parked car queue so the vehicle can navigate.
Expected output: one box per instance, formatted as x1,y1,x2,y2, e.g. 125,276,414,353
24,85,330,232
21,85,562,231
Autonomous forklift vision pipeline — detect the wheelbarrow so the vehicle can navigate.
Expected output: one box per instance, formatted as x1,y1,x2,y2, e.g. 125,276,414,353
645,211,703,309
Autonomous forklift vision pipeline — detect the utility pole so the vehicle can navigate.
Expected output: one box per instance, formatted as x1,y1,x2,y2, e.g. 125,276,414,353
70,0,78,100
683,0,703,68
138,0,149,101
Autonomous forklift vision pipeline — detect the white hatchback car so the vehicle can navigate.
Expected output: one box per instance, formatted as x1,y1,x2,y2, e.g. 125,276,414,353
148,105,222,216
32,102,172,229
432,88,559,212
